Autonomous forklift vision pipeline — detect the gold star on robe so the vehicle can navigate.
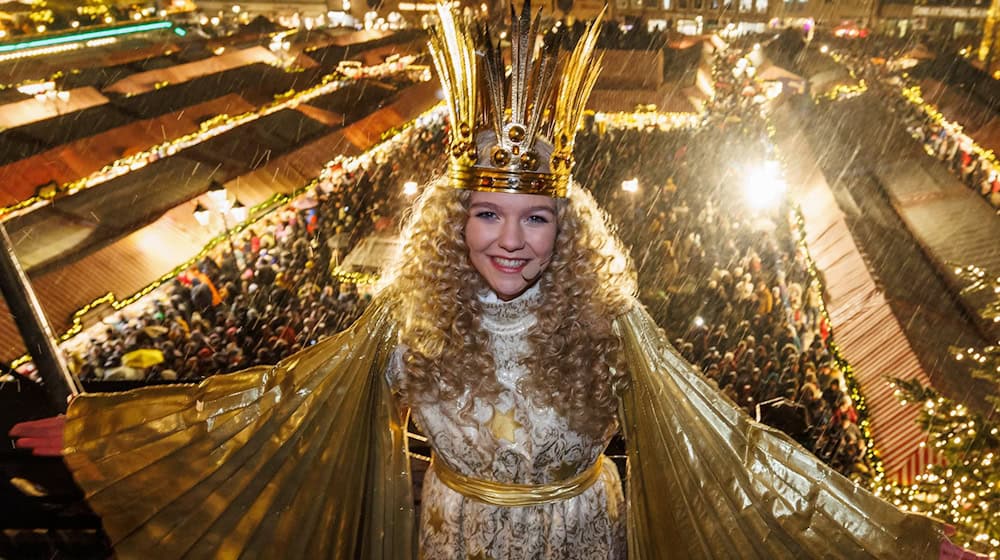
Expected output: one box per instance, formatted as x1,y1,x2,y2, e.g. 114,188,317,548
426,505,445,534
488,406,522,443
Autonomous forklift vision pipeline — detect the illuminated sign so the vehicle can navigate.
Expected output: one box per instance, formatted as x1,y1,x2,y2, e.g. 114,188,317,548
0,20,174,53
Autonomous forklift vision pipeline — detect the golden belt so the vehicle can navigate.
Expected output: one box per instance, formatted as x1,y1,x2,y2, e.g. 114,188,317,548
430,454,605,507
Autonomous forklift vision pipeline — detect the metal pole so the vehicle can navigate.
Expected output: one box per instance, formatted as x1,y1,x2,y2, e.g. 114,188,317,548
0,221,81,412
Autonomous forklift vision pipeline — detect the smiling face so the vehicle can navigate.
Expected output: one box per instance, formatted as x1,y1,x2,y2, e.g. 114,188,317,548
465,191,558,301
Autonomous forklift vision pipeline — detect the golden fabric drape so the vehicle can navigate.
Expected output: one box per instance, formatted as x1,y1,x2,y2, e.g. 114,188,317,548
63,296,413,559
430,452,605,506
59,296,946,559
616,302,944,559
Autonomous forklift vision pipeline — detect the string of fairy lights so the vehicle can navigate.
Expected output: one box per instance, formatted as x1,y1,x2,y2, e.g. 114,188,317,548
0,53,425,220
789,207,885,483
811,48,868,103
760,117,886,483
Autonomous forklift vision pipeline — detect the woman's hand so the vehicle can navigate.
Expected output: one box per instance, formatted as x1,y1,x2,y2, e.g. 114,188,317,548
8,415,65,456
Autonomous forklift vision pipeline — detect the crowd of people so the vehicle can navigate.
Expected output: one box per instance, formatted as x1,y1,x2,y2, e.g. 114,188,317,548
569,50,875,481
831,45,1000,210
65,117,448,382
891,92,1000,209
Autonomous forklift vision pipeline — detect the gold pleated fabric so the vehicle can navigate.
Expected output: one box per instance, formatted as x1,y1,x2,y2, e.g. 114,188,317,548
60,295,946,559
62,296,414,559
617,303,944,559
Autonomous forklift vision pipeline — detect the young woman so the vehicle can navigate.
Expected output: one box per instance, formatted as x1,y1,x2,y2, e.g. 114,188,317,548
388,178,634,558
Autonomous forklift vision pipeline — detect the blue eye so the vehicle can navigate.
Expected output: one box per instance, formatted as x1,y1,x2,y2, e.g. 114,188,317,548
527,215,550,224
475,211,498,220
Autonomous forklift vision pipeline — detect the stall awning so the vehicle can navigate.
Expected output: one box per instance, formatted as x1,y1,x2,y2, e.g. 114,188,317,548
104,46,281,96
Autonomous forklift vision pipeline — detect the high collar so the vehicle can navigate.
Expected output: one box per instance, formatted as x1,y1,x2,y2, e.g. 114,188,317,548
477,283,542,335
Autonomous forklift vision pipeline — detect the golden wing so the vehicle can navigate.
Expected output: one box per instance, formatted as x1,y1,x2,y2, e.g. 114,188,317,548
617,303,943,559
63,296,414,559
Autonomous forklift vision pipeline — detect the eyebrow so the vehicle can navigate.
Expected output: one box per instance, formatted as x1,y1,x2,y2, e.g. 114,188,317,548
469,202,556,213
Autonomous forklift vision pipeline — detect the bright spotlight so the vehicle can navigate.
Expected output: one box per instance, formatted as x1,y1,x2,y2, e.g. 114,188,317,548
694,316,705,328
403,181,418,196
742,160,786,210
621,178,639,193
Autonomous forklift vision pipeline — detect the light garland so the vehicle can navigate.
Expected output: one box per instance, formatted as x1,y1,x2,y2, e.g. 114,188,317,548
816,80,868,102
809,48,869,103
591,109,702,131
881,372,1000,558
790,208,885,484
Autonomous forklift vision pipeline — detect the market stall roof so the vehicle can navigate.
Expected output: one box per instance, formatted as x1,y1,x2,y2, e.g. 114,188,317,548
108,62,326,114
756,62,805,84
808,67,859,97
303,29,422,70
875,157,1000,340
0,93,255,208
338,233,401,274
0,87,109,131
0,34,181,85
5,78,423,273
103,46,282,96
0,96,134,166
588,84,702,113
588,42,706,113
0,79,441,363
900,43,936,61
0,62,323,166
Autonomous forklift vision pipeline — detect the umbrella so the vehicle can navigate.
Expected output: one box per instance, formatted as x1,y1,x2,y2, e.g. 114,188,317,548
122,348,165,369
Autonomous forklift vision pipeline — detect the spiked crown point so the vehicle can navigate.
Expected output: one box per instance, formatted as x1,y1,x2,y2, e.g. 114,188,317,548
428,1,605,197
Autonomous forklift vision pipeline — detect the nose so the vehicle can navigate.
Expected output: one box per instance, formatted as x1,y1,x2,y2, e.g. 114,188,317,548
497,219,525,252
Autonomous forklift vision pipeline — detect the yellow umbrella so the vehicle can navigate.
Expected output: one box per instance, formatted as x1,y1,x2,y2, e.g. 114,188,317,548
122,348,165,369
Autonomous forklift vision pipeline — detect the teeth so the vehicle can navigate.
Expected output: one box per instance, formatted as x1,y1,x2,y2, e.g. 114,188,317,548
494,257,526,267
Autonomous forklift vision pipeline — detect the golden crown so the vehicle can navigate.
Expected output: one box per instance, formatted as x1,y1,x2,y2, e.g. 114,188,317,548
428,1,604,198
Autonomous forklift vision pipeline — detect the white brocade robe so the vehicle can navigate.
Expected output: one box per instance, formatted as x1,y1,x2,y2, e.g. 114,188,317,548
389,285,625,560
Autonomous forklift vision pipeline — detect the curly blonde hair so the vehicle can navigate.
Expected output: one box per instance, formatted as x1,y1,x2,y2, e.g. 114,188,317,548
387,178,636,439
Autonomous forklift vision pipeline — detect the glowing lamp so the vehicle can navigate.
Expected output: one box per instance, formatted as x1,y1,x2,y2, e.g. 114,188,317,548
230,199,248,223
193,202,211,226
206,181,229,211
742,160,786,210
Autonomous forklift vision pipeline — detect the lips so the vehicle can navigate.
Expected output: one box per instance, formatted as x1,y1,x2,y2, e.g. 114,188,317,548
490,256,528,273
